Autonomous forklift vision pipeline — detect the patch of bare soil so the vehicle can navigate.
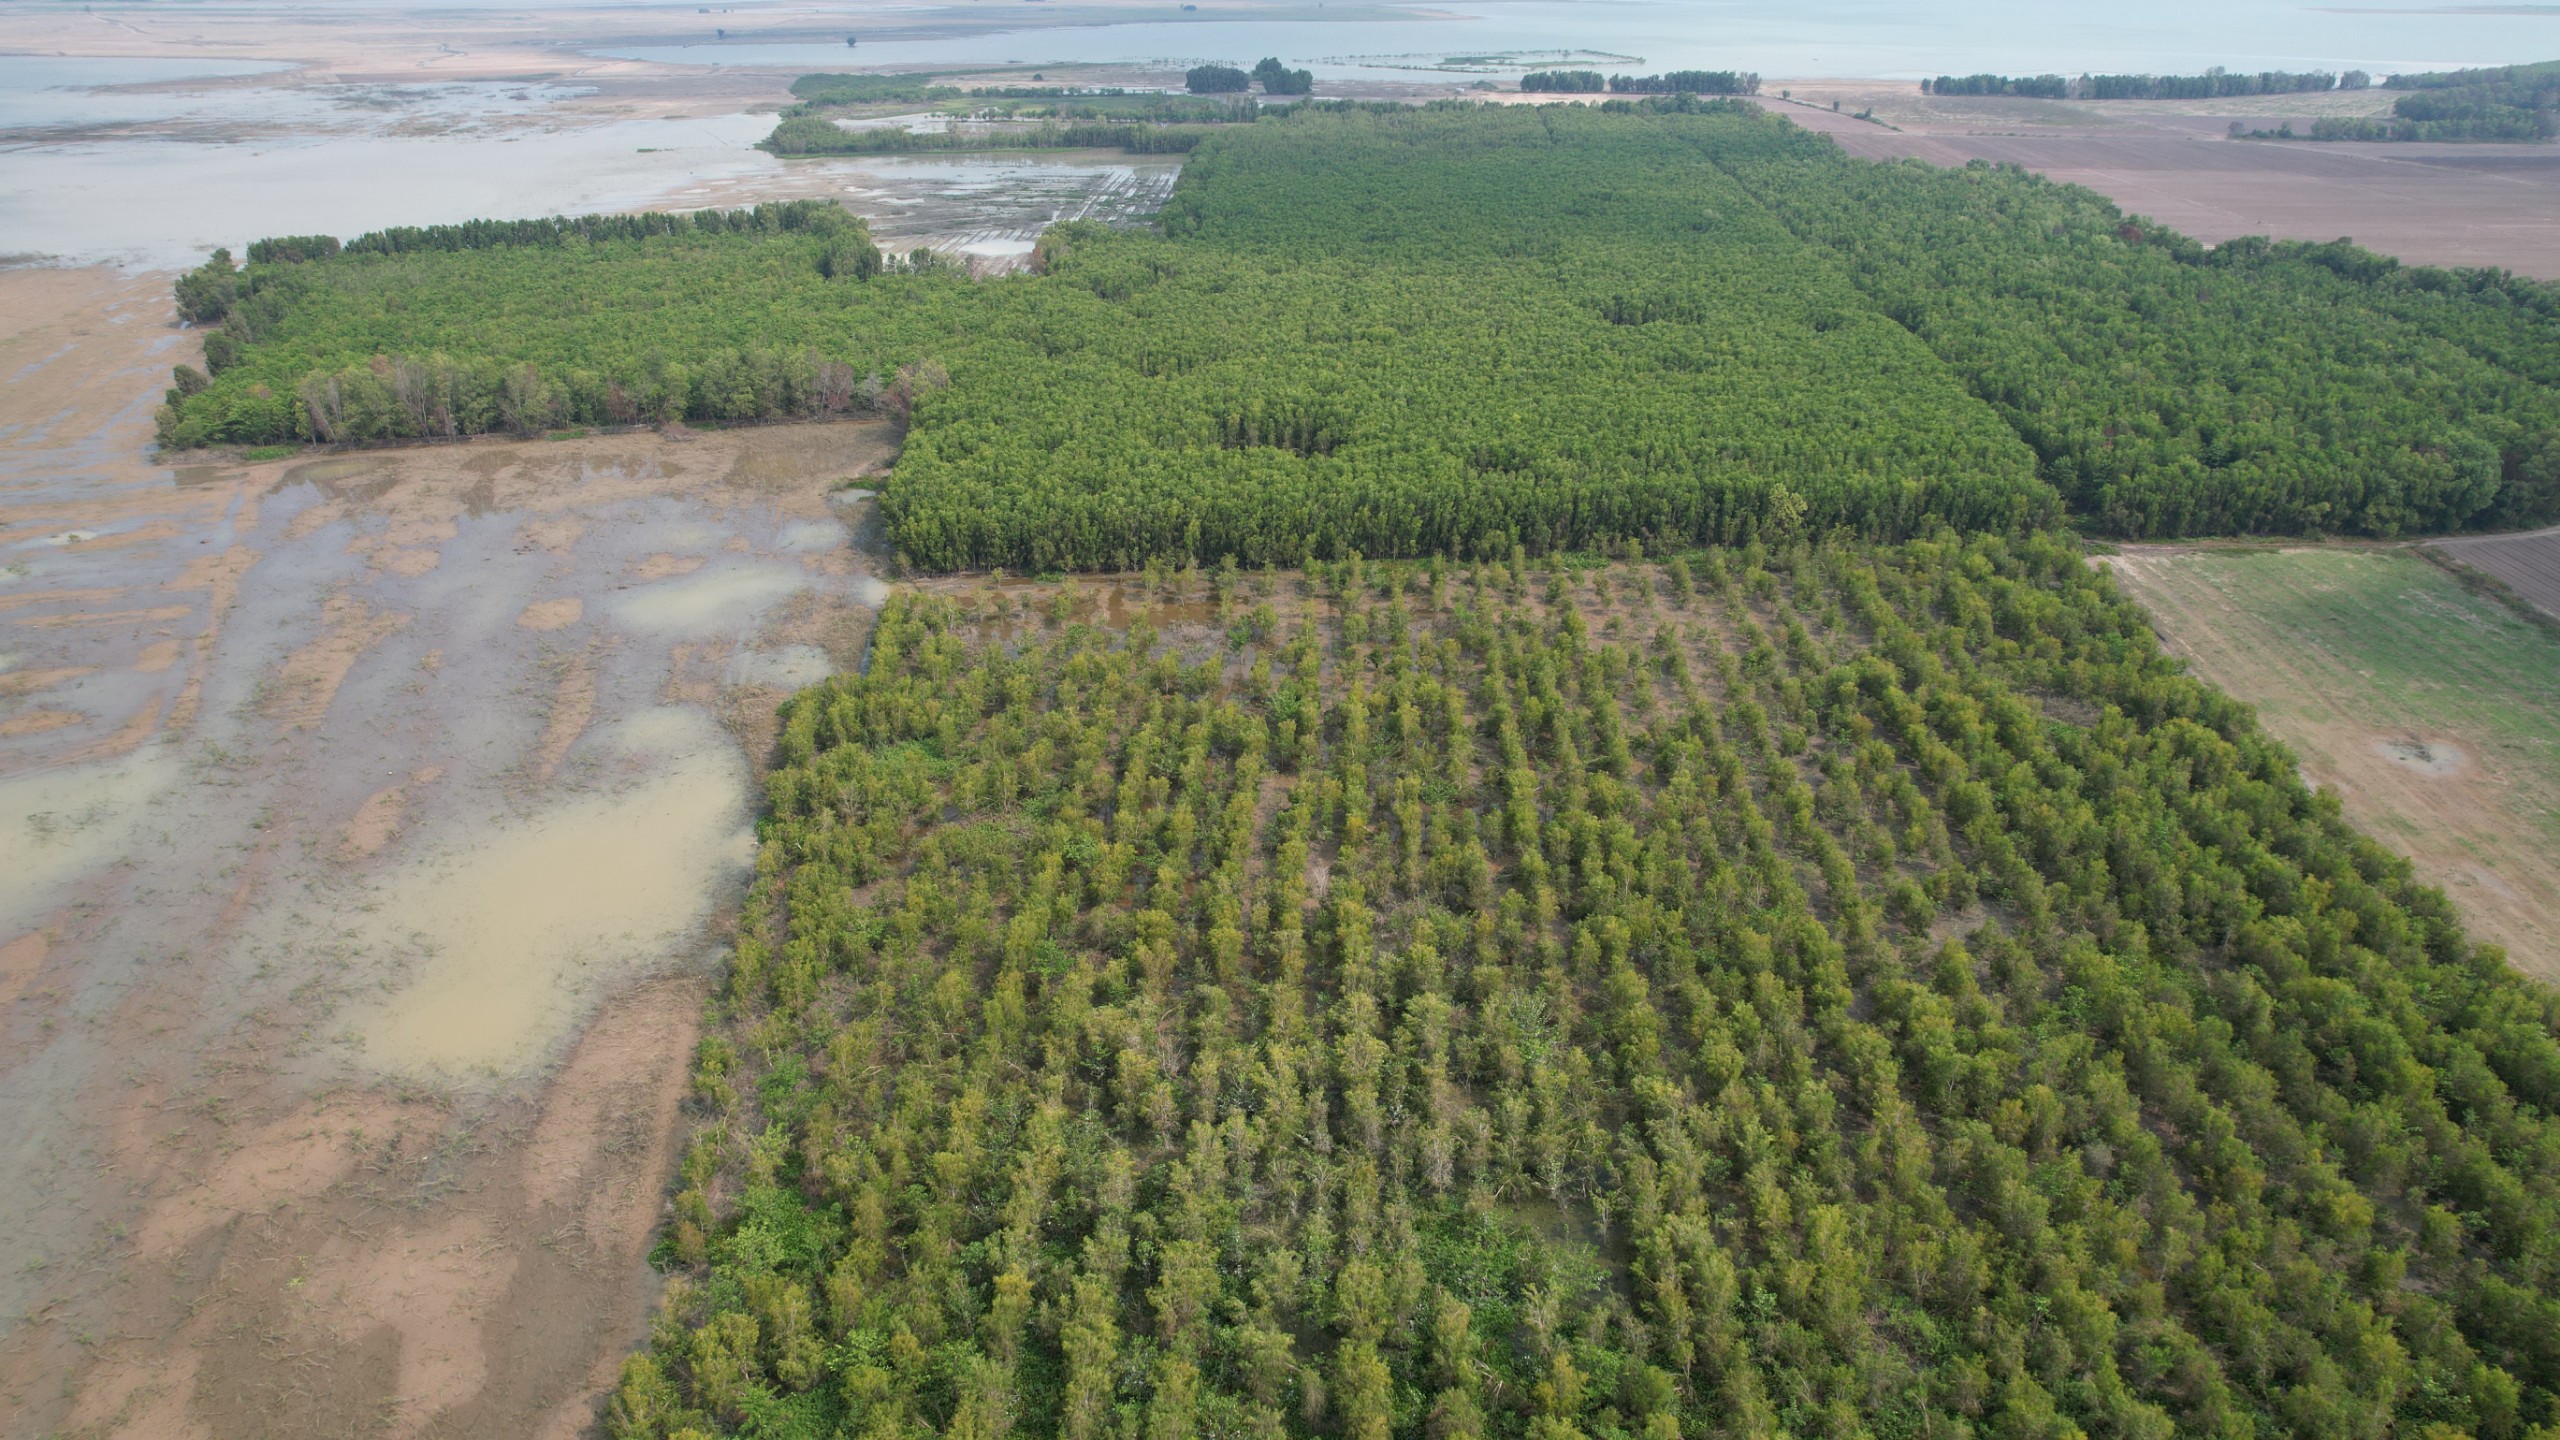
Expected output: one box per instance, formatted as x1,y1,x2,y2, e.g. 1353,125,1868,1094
1767,83,2560,278
267,590,410,730
2103,547,2560,982
0,265,897,1437
2433,524,2560,623
61,980,699,1440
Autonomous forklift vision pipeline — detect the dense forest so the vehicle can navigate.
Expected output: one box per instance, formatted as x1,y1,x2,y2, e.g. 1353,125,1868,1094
886,105,2047,570
155,77,2560,1440
610,533,2560,1440
1702,122,2560,535
162,103,2560,558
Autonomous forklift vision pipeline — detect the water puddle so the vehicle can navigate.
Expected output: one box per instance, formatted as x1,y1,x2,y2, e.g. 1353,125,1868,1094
340,707,753,1079
728,644,834,690
611,562,809,636
775,520,849,553
0,749,180,934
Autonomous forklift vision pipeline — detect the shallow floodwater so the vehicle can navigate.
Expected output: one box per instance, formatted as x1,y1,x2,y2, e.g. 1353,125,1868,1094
0,58,585,140
1,109,780,267
6,104,1180,268
341,707,756,1077
0,56,294,130
0,260,895,1324
0,750,184,937
600,0,2560,84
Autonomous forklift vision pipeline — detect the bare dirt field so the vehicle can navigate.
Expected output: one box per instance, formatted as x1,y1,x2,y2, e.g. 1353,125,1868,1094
2101,545,2560,982
0,265,891,1438
1771,84,2560,278
2432,524,2560,622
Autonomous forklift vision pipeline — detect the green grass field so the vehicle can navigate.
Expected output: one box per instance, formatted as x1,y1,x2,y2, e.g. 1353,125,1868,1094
2107,544,2560,976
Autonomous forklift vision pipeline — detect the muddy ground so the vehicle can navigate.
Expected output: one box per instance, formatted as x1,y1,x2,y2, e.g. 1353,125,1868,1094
0,265,891,1438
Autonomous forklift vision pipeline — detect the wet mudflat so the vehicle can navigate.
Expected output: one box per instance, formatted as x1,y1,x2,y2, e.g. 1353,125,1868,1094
0,264,891,1437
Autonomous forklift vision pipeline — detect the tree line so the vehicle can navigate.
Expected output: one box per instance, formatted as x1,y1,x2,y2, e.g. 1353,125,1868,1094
764,116,1217,156
1700,119,2560,536
1923,69,2359,99
1520,70,1604,93
161,104,2560,557
610,531,2560,1439
2297,59,2560,142
1606,71,1758,96
786,71,965,108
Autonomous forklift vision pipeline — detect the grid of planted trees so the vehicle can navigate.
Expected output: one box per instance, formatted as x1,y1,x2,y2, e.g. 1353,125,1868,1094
610,536,2560,1440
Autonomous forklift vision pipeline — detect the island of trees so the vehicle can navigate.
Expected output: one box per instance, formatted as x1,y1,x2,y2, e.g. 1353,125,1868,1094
1188,62,1311,97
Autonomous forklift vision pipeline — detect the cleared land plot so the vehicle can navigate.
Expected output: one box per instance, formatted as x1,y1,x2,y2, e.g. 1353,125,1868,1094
2435,523,2560,621
1780,103,2560,278
2104,546,2560,979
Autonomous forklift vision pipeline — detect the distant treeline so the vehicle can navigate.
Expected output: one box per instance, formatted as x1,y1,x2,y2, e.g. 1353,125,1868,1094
1613,70,1759,95
763,115,1214,155
1925,68,2362,99
2294,58,2560,141
329,202,855,257
1524,69,1757,95
784,71,962,110
2302,108,2556,142
2388,57,2560,90
1186,59,1311,96
967,85,1142,99
975,94,1258,123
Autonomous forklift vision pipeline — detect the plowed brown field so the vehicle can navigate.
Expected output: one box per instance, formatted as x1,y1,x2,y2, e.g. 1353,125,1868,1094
2434,525,2560,623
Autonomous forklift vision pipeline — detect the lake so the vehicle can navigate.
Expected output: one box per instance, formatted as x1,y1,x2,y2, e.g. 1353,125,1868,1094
600,0,2560,82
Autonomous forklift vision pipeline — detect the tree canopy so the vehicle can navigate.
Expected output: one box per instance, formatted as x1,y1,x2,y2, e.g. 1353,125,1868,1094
612,533,2560,1440
161,104,2560,560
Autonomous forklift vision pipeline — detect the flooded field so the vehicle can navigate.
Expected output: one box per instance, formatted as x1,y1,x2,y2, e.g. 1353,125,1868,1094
0,263,892,1436
675,151,1185,268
